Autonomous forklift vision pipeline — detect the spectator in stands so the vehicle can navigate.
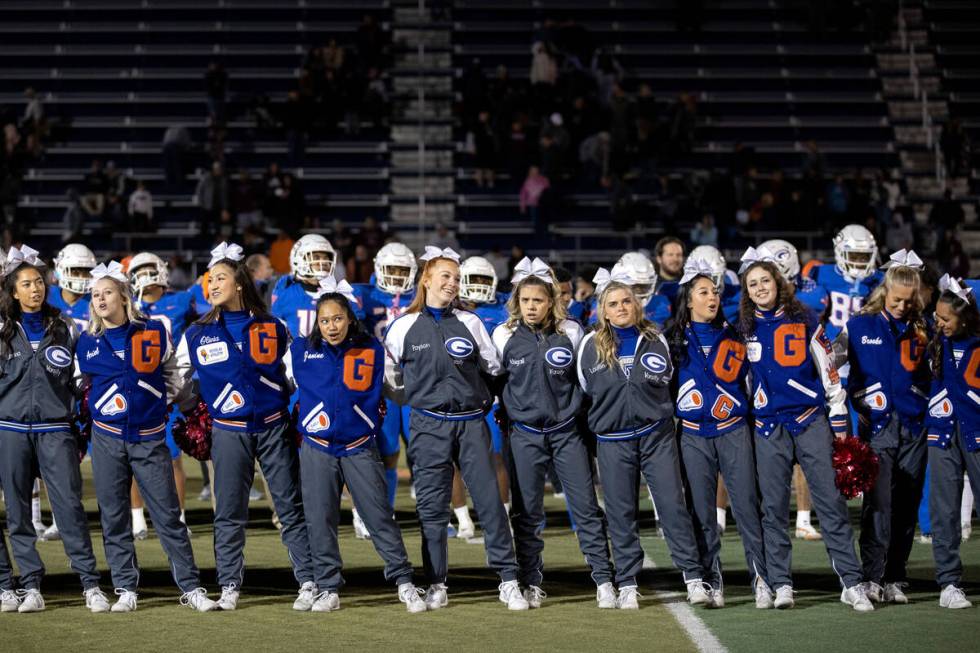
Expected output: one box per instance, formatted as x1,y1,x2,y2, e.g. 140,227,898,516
460,58,487,127
930,188,965,248
232,169,262,231
346,243,374,283
473,110,498,188
194,160,229,237
204,61,228,124
330,218,354,260
508,244,527,273
103,160,128,226
484,246,509,282
690,214,719,248
530,42,558,87
578,131,611,186
128,179,154,232
263,161,283,199
885,208,914,256
871,168,901,225
61,188,84,244
592,48,624,109
267,172,305,234
246,252,275,296
654,236,685,288
519,165,551,234
356,14,389,70
167,254,191,290
362,67,389,129
161,124,191,189
80,159,108,218
574,263,599,303
506,120,532,183
242,224,269,257
940,119,970,179
668,92,697,157
802,140,826,180
269,230,295,273
431,222,460,252
21,87,45,152
357,216,385,256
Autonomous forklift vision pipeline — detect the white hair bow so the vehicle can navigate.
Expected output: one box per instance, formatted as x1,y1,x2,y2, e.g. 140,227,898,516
419,245,461,263
938,274,973,302
593,267,636,296
4,245,45,276
90,261,129,285
511,257,553,285
882,248,924,270
208,242,245,269
680,257,720,285
316,276,358,304
738,246,777,274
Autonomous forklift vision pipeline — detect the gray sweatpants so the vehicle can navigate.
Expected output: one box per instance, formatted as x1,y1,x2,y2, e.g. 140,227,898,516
91,431,200,592
299,442,414,591
0,429,100,591
755,417,862,589
408,411,518,584
928,425,980,588
680,425,768,589
596,421,704,588
509,423,614,587
859,414,926,584
211,423,313,589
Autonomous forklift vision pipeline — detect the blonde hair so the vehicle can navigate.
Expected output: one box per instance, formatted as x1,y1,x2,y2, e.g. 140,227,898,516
860,264,927,338
87,276,145,335
592,281,660,368
503,274,568,333
406,257,459,314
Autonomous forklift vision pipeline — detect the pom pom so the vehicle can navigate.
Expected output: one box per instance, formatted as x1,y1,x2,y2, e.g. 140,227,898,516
172,401,213,461
73,387,93,462
832,436,879,500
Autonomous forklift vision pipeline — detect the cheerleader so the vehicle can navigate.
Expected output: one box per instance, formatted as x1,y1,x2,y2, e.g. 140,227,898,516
838,250,930,604
576,268,710,610
384,246,527,611
491,257,617,609
76,260,214,612
737,247,872,611
0,246,108,613
924,275,980,609
176,242,314,611
666,258,772,609
283,277,426,613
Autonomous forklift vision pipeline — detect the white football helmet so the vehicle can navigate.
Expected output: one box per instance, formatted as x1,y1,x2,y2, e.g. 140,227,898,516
686,245,727,290
290,234,336,281
833,224,878,281
460,256,498,303
613,251,658,307
54,244,97,295
374,242,418,294
129,252,170,294
759,239,800,282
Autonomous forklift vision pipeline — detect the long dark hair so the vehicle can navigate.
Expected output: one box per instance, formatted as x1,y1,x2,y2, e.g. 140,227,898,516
929,290,980,379
196,258,270,324
306,293,368,349
0,263,66,351
737,261,811,338
667,274,728,369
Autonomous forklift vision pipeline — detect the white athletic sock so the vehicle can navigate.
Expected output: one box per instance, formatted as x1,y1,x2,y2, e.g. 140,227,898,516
131,508,147,533
716,507,727,530
796,510,811,528
179,510,187,525
962,475,975,525
454,505,474,530
32,495,42,525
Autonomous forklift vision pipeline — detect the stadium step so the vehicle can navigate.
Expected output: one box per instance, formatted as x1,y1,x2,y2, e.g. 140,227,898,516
881,76,941,98
391,176,455,196
894,125,940,147
876,52,937,72
390,149,453,170
887,101,949,123
390,201,455,223
390,124,453,143
392,29,450,47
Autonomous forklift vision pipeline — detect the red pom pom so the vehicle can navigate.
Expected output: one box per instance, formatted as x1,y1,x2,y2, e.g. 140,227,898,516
173,401,213,461
832,436,879,499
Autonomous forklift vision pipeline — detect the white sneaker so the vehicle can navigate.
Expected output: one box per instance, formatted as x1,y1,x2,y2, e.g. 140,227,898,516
755,578,774,609
353,512,371,540
596,582,618,609
863,581,883,603
133,528,148,541
883,582,909,604
216,585,240,611
398,583,427,613
841,585,874,612
962,522,973,541
456,521,476,540
424,583,448,610
111,589,138,613
523,585,546,609
197,486,212,502
686,580,712,606
795,524,823,540
32,520,49,538
248,487,262,502
1,589,21,612
292,581,317,611
40,524,61,542
939,585,972,609
617,585,641,610
17,589,45,613
918,533,933,544
311,591,341,612
498,580,529,610
774,585,795,609
409,483,417,500
84,587,110,613
708,588,725,608
179,588,216,612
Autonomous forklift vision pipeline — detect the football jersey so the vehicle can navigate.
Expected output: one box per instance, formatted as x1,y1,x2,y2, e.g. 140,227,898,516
357,283,416,341
271,275,365,338
471,292,511,334
811,264,882,342
138,290,197,343
795,276,830,314
47,287,90,330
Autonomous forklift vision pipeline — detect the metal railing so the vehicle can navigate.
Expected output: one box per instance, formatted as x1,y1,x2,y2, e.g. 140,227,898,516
899,1,945,183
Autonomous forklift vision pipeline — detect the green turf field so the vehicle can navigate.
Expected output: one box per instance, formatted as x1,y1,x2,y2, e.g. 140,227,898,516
2,459,978,652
